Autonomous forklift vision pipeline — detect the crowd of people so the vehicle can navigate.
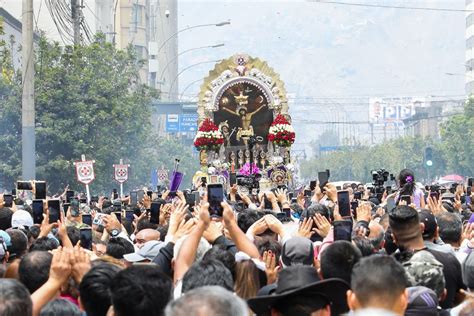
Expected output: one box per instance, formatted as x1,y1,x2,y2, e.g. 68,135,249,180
1,168,474,316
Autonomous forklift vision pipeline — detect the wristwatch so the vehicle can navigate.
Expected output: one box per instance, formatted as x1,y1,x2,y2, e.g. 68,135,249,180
110,229,120,237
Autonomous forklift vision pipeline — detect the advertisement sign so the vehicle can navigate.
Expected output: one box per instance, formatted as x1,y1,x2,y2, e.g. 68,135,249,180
369,97,422,126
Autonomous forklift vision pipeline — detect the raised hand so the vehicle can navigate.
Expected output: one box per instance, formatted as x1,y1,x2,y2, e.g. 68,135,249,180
313,213,331,238
263,250,279,285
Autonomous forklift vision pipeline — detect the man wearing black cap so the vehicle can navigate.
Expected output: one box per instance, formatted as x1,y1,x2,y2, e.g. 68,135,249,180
247,265,349,316
389,206,465,309
418,210,454,255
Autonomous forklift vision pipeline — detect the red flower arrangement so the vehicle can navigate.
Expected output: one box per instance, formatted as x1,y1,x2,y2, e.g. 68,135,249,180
267,114,295,147
194,118,224,151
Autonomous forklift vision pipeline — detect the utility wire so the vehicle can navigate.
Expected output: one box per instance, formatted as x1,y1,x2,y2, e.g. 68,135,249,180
310,0,473,13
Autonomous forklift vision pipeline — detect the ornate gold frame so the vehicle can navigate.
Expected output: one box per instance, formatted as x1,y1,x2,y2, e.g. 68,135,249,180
197,54,289,121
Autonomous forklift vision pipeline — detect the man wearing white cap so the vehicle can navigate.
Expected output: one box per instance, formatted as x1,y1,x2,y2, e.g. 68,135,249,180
123,240,165,265
11,210,33,229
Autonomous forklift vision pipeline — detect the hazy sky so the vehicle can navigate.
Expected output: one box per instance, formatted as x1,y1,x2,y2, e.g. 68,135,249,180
1,0,467,154
177,0,465,98
176,0,466,152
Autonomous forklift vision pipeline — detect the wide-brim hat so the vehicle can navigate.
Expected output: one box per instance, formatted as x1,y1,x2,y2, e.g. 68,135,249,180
247,266,349,315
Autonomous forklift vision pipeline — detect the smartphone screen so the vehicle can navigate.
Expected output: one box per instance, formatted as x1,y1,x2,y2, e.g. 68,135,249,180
82,214,92,226
208,184,224,217
149,202,161,224
3,194,13,207
194,191,200,205
80,228,93,250
469,178,474,187
17,181,33,190
113,211,122,223
201,177,207,187
48,200,61,223
125,210,134,222
230,173,237,186
264,194,273,209
69,198,80,217
334,220,353,241
113,189,118,200
304,190,312,197
130,191,138,205
32,199,44,224
310,181,317,191
11,188,17,197
337,191,351,217
318,171,329,190
66,190,74,203
400,195,412,204
35,181,47,200
354,191,362,200
136,190,145,203
63,203,70,216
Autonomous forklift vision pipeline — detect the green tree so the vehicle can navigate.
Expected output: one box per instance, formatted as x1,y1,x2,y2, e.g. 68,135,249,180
0,34,158,193
0,18,22,188
440,98,474,176
300,136,445,184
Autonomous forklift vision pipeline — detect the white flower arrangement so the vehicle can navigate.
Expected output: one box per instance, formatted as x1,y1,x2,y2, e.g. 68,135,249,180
269,124,295,135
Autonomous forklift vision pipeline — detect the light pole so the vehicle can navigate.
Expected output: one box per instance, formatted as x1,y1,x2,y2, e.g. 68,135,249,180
179,78,204,100
158,21,230,53
159,43,224,83
167,60,222,99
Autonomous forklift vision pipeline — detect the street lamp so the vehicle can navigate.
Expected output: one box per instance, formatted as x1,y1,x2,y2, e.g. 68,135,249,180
159,43,224,83
158,21,230,53
167,60,222,100
179,78,204,100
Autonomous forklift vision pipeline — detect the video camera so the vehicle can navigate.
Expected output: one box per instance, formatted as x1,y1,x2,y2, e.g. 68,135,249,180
236,174,260,191
371,169,395,202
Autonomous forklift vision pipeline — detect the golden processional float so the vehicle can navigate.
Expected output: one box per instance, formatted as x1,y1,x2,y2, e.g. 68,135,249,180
192,54,296,194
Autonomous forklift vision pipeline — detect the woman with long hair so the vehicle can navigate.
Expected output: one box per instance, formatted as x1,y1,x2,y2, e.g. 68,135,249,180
397,169,425,208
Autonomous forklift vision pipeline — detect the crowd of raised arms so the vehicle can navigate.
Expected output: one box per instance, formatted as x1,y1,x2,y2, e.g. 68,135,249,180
1,168,474,316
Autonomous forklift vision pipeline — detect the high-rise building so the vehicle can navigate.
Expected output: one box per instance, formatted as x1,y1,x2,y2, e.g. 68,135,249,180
2,0,177,89
466,0,474,95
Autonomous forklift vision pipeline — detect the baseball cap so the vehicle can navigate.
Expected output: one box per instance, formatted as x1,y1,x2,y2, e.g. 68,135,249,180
403,250,445,298
123,240,164,262
11,210,34,228
418,211,437,239
281,237,314,267
0,236,7,260
0,230,12,247
405,286,439,316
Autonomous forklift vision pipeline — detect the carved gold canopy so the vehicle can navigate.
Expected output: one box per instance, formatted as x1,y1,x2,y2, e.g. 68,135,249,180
197,54,289,121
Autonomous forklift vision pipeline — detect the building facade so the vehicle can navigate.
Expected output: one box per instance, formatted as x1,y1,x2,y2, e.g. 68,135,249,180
467,0,474,95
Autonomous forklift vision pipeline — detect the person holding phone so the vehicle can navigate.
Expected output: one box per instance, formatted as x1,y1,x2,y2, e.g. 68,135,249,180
395,169,425,208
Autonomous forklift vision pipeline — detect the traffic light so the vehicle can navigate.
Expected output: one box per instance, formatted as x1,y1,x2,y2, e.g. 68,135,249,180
424,147,433,167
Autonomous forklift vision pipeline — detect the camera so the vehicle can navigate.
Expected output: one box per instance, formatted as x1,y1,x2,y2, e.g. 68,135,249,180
372,169,392,186
236,174,260,190
165,10,170,17
371,169,394,202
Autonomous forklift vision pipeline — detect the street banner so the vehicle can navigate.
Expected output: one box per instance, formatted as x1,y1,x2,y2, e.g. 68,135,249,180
113,164,129,183
74,159,95,185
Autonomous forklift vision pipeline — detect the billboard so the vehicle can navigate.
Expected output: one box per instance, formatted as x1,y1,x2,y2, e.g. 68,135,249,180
369,97,424,126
